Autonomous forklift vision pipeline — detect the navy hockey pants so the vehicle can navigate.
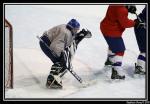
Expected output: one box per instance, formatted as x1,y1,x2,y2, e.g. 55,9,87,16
39,35,60,63
104,36,125,53
134,26,146,53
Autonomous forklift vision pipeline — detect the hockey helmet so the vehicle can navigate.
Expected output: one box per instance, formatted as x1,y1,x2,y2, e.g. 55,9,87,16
67,19,80,29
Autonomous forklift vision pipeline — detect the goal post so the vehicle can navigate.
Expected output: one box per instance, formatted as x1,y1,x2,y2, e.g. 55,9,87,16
5,19,13,89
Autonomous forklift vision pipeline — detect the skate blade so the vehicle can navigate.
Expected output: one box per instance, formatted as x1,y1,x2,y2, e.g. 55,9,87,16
46,86,62,89
134,72,146,75
46,82,62,89
105,77,125,83
48,85,62,89
50,84,62,89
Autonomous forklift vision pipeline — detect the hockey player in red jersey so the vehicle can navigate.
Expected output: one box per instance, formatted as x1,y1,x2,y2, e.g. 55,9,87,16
100,5,140,79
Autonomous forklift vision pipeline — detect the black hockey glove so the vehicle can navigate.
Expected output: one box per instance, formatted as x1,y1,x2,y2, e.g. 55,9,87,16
126,5,137,14
80,29,92,38
75,29,92,45
134,19,146,29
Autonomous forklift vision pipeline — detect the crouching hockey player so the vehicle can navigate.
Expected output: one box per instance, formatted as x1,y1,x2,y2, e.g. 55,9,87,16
134,7,146,75
100,5,141,80
39,19,92,89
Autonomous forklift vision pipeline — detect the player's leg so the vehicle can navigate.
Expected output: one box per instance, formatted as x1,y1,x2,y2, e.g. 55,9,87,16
104,49,115,66
104,36,125,79
39,35,59,63
134,26,146,74
39,35,65,88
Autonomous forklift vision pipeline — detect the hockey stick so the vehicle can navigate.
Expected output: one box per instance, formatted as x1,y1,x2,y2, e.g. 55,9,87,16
67,63,83,83
36,35,83,84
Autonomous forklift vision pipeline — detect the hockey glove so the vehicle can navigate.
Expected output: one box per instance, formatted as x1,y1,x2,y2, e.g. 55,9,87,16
75,29,92,45
126,5,137,14
80,29,92,38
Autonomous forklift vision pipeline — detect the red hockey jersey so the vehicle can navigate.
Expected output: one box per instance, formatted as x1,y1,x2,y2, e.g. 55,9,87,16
100,5,135,37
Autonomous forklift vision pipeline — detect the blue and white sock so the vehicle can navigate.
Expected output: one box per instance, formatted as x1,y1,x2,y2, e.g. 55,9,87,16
112,55,125,76
137,53,146,71
107,49,115,62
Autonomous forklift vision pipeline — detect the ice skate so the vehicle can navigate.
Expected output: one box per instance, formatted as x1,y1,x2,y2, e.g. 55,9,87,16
46,62,64,89
46,74,62,89
134,63,145,75
111,68,125,80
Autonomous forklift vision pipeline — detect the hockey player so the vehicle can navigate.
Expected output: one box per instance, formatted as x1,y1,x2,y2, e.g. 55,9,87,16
100,5,140,79
134,7,146,75
39,19,92,88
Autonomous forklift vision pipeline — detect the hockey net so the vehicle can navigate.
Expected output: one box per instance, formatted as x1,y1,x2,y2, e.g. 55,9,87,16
5,19,13,89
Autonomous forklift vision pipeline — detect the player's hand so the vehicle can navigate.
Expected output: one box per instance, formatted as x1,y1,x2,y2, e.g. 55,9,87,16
80,29,92,38
128,5,137,14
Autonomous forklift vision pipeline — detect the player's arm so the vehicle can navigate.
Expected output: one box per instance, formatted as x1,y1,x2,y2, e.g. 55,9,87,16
117,8,135,28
